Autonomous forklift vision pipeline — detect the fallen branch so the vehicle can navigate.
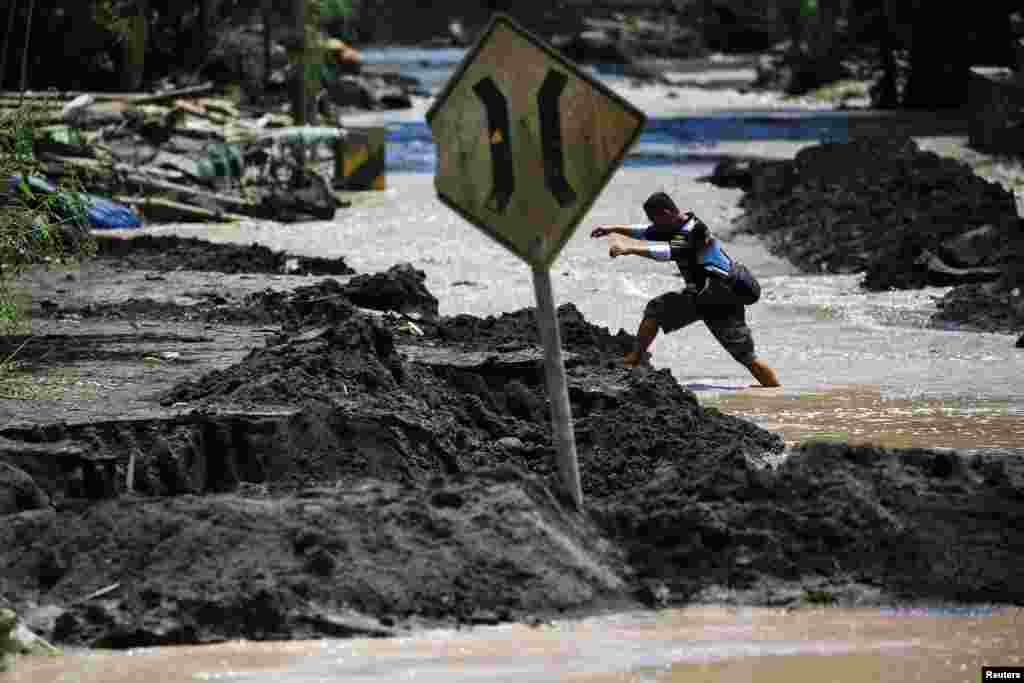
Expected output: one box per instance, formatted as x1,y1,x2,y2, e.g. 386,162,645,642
73,583,121,604
129,82,216,106
116,196,248,223
118,174,264,217
0,337,32,373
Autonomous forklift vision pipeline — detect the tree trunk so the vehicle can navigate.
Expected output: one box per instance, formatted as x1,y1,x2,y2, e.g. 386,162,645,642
263,0,272,92
18,0,34,94
196,0,223,69
903,3,969,109
779,0,804,57
0,0,17,90
874,0,899,108
121,0,149,91
358,0,379,43
291,0,307,126
808,0,839,62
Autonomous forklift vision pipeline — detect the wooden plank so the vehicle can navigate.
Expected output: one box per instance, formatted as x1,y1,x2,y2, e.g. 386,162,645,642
116,174,262,215
116,196,247,223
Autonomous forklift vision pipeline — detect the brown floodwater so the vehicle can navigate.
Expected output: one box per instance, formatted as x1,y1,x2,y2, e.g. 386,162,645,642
698,385,1024,450
8,607,1022,682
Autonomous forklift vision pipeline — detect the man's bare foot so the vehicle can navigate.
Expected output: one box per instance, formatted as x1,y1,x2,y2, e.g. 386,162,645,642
623,351,646,368
746,358,780,387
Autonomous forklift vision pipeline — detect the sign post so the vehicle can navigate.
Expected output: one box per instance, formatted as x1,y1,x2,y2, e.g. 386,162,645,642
531,265,582,508
426,14,646,510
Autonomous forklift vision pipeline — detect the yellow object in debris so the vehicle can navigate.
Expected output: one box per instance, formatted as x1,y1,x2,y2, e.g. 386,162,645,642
334,127,386,191
397,321,424,336
320,37,362,66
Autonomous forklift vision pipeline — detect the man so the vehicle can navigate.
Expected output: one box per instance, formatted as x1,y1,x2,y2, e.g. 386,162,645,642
590,192,780,387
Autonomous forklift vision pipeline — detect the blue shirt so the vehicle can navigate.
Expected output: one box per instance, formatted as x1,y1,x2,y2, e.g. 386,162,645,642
628,214,733,286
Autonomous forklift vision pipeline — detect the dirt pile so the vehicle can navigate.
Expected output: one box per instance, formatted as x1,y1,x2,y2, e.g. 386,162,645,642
3,241,1024,648
1,468,629,647
598,441,1024,605
94,235,355,276
714,136,1024,336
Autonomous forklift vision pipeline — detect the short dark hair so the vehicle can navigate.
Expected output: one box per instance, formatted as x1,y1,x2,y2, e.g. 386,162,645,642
643,192,678,217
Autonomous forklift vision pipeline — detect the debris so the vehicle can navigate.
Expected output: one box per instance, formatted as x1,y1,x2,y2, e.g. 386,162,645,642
397,320,424,336
4,65,415,225
6,175,143,230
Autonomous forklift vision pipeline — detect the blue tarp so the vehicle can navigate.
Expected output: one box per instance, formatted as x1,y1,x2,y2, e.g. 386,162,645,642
7,175,143,230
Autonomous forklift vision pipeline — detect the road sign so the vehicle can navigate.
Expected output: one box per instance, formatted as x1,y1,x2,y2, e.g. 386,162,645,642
426,14,646,510
426,14,646,269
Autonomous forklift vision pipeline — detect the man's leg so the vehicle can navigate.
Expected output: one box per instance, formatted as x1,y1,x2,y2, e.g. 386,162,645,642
705,306,781,387
626,292,698,368
624,317,659,368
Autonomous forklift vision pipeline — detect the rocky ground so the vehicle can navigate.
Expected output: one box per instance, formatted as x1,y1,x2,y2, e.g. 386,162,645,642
707,136,1024,343
2,235,1024,652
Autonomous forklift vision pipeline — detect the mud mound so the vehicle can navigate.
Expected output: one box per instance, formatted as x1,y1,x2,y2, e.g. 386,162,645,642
341,263,439,322
94,234,355,276
243,278,360,329
434,303,635,361
932,280,1024,333
162,313,401,407
598,441,1024,605
58,274,427,330
0,468,629,647
729,137,1020,291
157,296,778,494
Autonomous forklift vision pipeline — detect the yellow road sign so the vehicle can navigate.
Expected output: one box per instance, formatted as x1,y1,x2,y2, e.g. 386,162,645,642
426,14,646,268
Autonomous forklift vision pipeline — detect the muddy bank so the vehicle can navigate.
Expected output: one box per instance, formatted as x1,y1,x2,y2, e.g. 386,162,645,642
2,237,1024,650
93,235,356,277
713,137,1024,336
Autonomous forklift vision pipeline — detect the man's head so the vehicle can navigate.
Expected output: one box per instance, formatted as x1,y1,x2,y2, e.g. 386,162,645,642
643,192,681,225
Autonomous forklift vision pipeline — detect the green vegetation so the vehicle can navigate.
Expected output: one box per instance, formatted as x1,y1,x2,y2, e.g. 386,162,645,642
0,103,95,332
319,0,356,34
0,608,62,672
802,588,838,605
797,79,870,106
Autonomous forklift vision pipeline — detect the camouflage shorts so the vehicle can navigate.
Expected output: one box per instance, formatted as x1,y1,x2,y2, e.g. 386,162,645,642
643,288,756,366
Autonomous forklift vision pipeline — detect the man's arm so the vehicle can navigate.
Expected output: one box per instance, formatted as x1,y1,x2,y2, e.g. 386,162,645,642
592,212,700,242
590,224,651,239
609,242,673,261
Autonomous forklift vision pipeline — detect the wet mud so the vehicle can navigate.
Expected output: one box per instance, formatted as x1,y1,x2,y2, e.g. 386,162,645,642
2,234,1023,649
93,234,356,277
721,137,1024,337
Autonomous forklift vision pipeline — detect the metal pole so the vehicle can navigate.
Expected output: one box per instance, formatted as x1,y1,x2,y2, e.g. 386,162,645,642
531,265,583,511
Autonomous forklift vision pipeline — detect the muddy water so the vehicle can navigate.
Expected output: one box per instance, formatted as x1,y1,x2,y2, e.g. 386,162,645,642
700,385,1024,449
9,607,1022,682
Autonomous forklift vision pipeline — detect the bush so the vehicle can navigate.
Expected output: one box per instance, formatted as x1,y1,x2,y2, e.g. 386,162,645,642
319,0,356,40
0,103,95,331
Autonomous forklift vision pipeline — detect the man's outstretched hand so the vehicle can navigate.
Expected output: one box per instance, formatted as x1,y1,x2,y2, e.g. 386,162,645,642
609,243,627,259
590,226,611,238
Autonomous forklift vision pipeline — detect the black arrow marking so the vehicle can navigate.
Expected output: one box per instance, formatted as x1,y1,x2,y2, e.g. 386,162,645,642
472,76,514,213
537,69,576,208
